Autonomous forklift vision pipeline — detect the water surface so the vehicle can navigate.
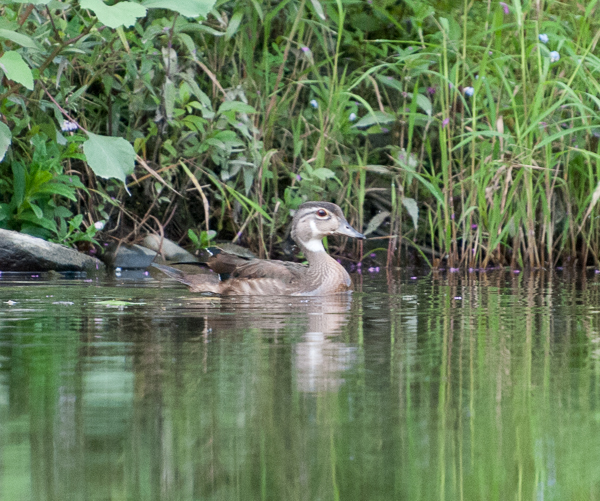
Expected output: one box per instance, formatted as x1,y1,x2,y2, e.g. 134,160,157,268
1,269,600,500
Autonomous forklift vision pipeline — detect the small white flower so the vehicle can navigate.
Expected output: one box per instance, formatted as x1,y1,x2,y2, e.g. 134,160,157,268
464,86,474,97
309,99,318,109
538,33,549,44
61,120,78,132
549,50,560,63
94,221,105,230
349,112,357,122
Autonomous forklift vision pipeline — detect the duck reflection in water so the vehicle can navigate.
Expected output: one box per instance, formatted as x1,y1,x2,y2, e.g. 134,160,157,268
183,294,359,393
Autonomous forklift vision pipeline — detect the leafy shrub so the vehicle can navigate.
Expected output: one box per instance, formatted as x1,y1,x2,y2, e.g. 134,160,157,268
0,134,87,239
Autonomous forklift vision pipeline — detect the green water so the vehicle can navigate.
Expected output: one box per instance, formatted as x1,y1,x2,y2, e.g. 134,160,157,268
1,270,600,500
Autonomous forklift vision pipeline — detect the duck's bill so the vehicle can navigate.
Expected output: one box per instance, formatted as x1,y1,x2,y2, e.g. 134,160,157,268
336,221,365,239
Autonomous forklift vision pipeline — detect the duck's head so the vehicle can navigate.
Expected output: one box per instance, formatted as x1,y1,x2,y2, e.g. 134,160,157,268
291,201,365,253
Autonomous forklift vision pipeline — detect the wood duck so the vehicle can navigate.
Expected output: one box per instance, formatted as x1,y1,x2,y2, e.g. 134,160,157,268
152,201,364,296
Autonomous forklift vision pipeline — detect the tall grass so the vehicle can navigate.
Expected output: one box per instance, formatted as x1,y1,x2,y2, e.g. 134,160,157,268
385,0,600,269
183,0,600,269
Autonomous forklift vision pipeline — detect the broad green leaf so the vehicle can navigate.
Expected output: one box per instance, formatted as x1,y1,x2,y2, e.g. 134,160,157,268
0,29,39,49
12,163,25,207
205,138,226,149
182,115,207,133
57,217,67,237
54,174,87,190
225,10,243,41
80,0,147,28
30,170,53,191
439,17,449,34
353,111,395,129
83,132,136,184
142,0,217,18
0,51,34,90
36,182,77,201
364,210,390,236
312,168,336,180
18,212,57,232
415,93,432,116
409,171,443,206
201,230,217,246
243,166,253,195
0,122,11,162
179,73,212,108
402,197,419,230
214,130,243,143
364,164,392,175
70,214,84,227
218,101,257,114
68,84,89,102
54,206,73,218
115,25,129,50
163,78,176,121
378,75,404,92
249,0,263,20
178,23,224,36
309,0,326,20
176,32,197,59
187,229,200,245
28,202,43,219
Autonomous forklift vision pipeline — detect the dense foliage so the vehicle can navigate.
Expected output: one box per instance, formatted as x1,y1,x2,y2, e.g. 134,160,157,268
1,0,600,269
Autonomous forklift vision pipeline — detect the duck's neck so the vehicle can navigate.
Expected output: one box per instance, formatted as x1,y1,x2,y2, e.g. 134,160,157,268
303,247,336,270
297,237,329,266
298,239,349,283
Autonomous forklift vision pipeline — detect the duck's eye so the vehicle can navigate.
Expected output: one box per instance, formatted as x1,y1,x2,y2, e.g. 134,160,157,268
316,209,328,218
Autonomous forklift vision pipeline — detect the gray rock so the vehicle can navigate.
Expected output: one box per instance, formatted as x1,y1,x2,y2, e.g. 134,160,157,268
0,229,104,272
141,235,197,262
102,243,157,269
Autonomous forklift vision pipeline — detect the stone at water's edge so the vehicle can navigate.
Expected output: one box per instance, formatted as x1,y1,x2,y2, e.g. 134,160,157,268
141,234,198,262
0,229,104,272
101,243,157,269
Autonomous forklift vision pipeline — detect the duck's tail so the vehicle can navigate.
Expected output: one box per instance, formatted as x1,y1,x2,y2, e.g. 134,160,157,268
152,263,222,293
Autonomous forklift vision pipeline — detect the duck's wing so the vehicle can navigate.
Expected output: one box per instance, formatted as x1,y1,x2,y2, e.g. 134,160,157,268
202,250,306,282
205,252,251,275
152,263,222,293
189,246,252,275
153,258,310,294
231,259,307,282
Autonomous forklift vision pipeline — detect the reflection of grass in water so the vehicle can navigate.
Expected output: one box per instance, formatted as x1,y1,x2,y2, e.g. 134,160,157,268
391,273,600,500
3,276,600,498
